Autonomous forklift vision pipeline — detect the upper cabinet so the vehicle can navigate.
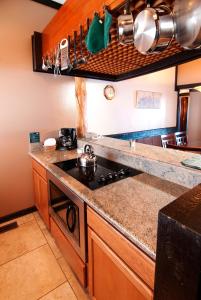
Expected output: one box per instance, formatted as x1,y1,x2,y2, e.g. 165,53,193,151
33,0,201,81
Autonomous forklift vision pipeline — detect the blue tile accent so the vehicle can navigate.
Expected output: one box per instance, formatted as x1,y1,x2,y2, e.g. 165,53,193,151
107,127,178,141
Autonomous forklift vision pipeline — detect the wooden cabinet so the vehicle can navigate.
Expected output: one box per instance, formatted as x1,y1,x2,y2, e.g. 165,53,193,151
32,159,49,228
87,208,155,300
32,168,40,210
50,217,86,287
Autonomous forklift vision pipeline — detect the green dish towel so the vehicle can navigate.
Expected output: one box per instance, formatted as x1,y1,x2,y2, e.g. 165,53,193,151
85,14,104,54
85,10,113,54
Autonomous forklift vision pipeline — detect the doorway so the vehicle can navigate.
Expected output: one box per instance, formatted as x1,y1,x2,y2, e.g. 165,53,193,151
178,95,189,132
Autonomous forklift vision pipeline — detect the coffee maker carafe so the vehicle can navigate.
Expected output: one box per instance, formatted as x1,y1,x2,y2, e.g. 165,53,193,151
56,128,77,150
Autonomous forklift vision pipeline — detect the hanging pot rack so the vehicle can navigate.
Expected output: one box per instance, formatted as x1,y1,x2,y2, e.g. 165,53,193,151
32,0,201,81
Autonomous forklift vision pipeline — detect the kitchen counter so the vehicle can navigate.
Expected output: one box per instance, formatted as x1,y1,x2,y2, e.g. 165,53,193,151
78,137,201,188
29,148,188,260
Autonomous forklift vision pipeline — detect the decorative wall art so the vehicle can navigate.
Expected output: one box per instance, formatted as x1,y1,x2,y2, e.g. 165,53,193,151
136,90,162,109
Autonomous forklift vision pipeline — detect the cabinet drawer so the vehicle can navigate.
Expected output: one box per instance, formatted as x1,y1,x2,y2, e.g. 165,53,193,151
87,207,155,290
50,217,86,288
32,159,47,181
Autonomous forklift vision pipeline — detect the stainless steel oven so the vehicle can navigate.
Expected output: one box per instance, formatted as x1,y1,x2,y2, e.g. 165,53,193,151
47,171,86,262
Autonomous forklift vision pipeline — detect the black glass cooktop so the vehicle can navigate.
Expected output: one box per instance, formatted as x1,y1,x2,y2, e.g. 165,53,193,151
54,156,143,190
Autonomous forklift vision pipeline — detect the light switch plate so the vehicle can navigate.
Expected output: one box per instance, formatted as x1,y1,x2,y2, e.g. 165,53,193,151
29,132,40,143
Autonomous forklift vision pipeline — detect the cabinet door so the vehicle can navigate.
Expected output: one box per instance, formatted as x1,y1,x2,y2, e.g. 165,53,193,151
33,169,40,210
39,176,49,227
32,166,49,228
88,227,153,300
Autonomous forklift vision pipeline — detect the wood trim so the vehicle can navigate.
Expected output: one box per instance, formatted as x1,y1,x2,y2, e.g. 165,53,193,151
174,65,178,91
87,207,155,289
33,169,40,211
117,48,201,82
32,159,47,181
176,92,180,130
0,206,36,224
32,30,201,82
50,217,87,287
32,32,43,72
0,222,18,233
32,31,117,81
42,0,125,53
88,226,94,296
39,176,50,227
176,82,201,91
88,227,153,300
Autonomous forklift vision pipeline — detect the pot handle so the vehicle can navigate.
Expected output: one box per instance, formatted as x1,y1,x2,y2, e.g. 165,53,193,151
146,0,152,7
125,0,131,14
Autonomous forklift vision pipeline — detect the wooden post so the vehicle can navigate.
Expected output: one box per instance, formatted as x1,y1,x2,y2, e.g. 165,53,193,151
75,77,87,138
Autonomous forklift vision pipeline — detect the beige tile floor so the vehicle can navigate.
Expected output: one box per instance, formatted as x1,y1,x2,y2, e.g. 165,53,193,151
0,212,90,300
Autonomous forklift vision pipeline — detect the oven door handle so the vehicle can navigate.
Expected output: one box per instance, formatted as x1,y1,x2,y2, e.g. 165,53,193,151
66,204,76,233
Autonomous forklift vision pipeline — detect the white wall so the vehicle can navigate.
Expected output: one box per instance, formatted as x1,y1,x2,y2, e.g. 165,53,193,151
187,92,201,140
86,67,177,135
0,0,76,217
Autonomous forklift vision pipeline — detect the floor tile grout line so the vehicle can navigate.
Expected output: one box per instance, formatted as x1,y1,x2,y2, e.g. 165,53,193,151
0,212,79,300
34,216,78,299
16,213,36,226
0,215,48,267
0,243,47,268
33,212,45,231
34,217,79,300
56,258,79,300
33,212,87,300
36,280,71,300
34,218,79,300
33,212,64,263
34,215,63,261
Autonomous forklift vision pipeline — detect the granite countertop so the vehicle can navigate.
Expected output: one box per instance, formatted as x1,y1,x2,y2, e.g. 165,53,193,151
29,148,188,260
78,137,201,188
81,137,200,166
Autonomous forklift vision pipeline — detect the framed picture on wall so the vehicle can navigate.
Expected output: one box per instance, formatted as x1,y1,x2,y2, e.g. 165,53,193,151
136,90,162,109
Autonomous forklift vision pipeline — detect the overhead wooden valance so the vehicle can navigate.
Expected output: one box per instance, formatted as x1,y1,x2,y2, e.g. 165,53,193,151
42,0,123,54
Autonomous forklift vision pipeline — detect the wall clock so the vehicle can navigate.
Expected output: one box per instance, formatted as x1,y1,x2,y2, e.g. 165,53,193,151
104,85,115,100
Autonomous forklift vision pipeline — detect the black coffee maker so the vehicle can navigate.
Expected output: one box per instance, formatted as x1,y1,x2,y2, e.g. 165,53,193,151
56,128,77,150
